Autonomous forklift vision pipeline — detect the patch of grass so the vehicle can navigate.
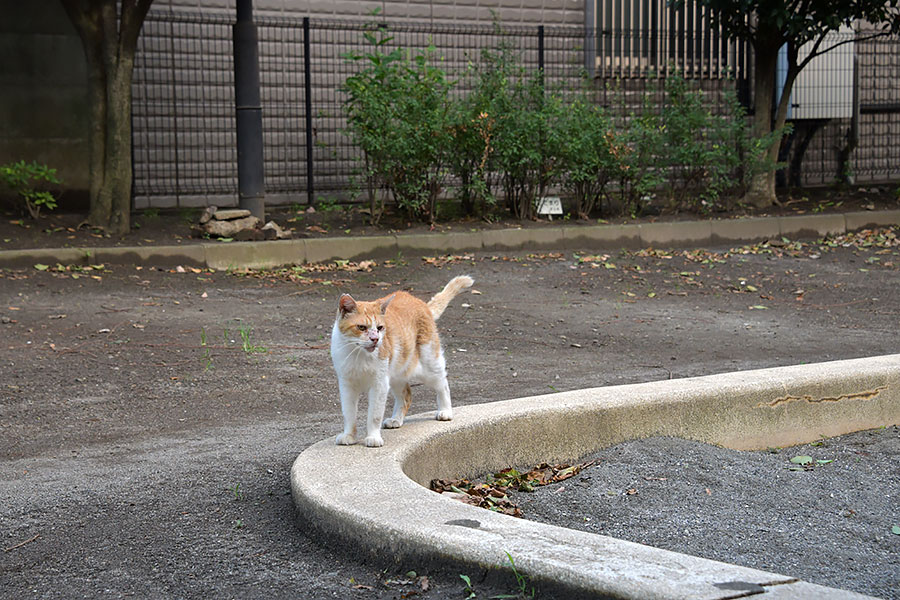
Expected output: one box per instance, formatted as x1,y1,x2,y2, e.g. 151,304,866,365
200,327,212,371
460,574,476,599
239,324,267,355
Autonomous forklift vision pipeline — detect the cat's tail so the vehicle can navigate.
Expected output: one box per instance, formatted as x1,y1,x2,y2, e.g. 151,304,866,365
428,275,474,320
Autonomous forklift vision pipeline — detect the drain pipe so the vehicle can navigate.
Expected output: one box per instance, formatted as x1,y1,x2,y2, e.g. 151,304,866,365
584,1,596,78
234,0,265,220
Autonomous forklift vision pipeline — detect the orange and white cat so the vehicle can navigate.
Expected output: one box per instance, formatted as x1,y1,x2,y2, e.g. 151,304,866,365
330,275,474,447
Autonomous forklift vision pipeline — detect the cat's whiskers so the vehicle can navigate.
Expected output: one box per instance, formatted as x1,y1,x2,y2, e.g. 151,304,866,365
334,336,371,362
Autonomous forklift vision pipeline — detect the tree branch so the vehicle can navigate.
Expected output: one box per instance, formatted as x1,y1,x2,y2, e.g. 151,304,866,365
120,0,155,54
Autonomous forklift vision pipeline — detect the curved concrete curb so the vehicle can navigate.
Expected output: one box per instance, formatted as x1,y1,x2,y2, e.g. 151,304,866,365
1,209,898,269
291,355,900,599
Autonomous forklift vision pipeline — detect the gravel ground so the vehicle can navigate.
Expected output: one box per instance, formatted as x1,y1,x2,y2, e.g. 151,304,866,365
1,224,899,599
508,428,900,599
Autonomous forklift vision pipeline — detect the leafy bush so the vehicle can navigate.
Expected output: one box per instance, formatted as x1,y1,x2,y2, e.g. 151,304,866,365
555,91,620,218
616,99,666,217
657,76,741,212
448,38,565,221
491,71,553,220
342,26,789,222
445,76,496,217
0,160,61,219
342,23,452,223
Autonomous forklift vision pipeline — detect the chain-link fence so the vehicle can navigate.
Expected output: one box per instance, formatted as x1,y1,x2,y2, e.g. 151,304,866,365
131,10,899,209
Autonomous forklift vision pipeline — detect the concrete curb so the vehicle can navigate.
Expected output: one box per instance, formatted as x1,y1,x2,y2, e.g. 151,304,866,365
291,355,900,599
1,210,898,269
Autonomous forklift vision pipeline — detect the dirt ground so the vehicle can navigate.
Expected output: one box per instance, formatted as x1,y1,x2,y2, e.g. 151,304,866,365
508,428,900,600
1,219,899,598
1,184,897,251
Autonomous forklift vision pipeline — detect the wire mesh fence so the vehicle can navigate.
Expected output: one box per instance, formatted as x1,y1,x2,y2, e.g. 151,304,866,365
131,10,900,210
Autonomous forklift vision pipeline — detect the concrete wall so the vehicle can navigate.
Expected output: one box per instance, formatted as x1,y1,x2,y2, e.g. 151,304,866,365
152,0,585,24
0,0,90,198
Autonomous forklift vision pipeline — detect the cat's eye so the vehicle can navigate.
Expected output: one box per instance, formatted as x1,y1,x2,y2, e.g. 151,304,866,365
376,325,384,331
357,324,367,331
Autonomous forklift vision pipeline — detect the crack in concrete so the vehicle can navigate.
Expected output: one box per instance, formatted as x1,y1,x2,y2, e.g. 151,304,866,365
759,386,886,408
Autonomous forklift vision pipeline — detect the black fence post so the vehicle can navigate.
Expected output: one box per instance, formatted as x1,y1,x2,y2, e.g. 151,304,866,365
234,0,265,219
537,24,545,87
303,16,315,207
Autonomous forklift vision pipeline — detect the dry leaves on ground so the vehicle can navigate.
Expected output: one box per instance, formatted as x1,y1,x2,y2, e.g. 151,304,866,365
430,460,598,517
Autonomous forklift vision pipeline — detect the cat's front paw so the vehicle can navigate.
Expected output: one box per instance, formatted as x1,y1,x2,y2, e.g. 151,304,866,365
335,432,357,445
383,417,403,429
364,434,384,448
436,409,452,421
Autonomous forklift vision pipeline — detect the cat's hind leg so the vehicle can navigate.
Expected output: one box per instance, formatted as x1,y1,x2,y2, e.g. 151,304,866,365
432,375,452,421
335,378,360,445
420,344,452,421
384,382,412,429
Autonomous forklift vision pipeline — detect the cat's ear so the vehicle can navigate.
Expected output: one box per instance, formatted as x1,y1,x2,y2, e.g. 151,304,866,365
380,294,396,314
339,294,357,317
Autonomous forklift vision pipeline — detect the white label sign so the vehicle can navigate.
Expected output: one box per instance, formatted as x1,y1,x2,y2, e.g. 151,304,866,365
537,197,563,215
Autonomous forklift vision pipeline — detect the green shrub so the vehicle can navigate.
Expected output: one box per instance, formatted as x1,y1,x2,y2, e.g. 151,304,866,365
491,72,550,220
448,38,562,221
444,39,507,218
0,160,61,219
342,24,791,222
555,90,620,218
617,96,666,217
657,75,741,212
342,22,452,223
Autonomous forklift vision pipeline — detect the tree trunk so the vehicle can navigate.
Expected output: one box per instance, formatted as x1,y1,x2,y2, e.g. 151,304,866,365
98,58,135,236
743,40,780,209
84,35,106,220
61,0,151,236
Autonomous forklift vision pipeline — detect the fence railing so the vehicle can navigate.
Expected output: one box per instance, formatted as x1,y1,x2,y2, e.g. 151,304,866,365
131,10,900,209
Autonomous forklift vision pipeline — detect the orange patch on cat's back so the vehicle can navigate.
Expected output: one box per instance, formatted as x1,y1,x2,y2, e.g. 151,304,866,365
379,291,440,365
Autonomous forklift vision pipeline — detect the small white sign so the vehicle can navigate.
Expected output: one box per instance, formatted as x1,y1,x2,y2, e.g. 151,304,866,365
537,196,563,216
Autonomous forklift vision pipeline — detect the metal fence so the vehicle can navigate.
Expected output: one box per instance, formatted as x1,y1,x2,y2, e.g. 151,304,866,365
131,10,900,209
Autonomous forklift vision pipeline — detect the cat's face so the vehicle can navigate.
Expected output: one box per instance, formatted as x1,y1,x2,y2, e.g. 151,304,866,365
335,294,388,354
